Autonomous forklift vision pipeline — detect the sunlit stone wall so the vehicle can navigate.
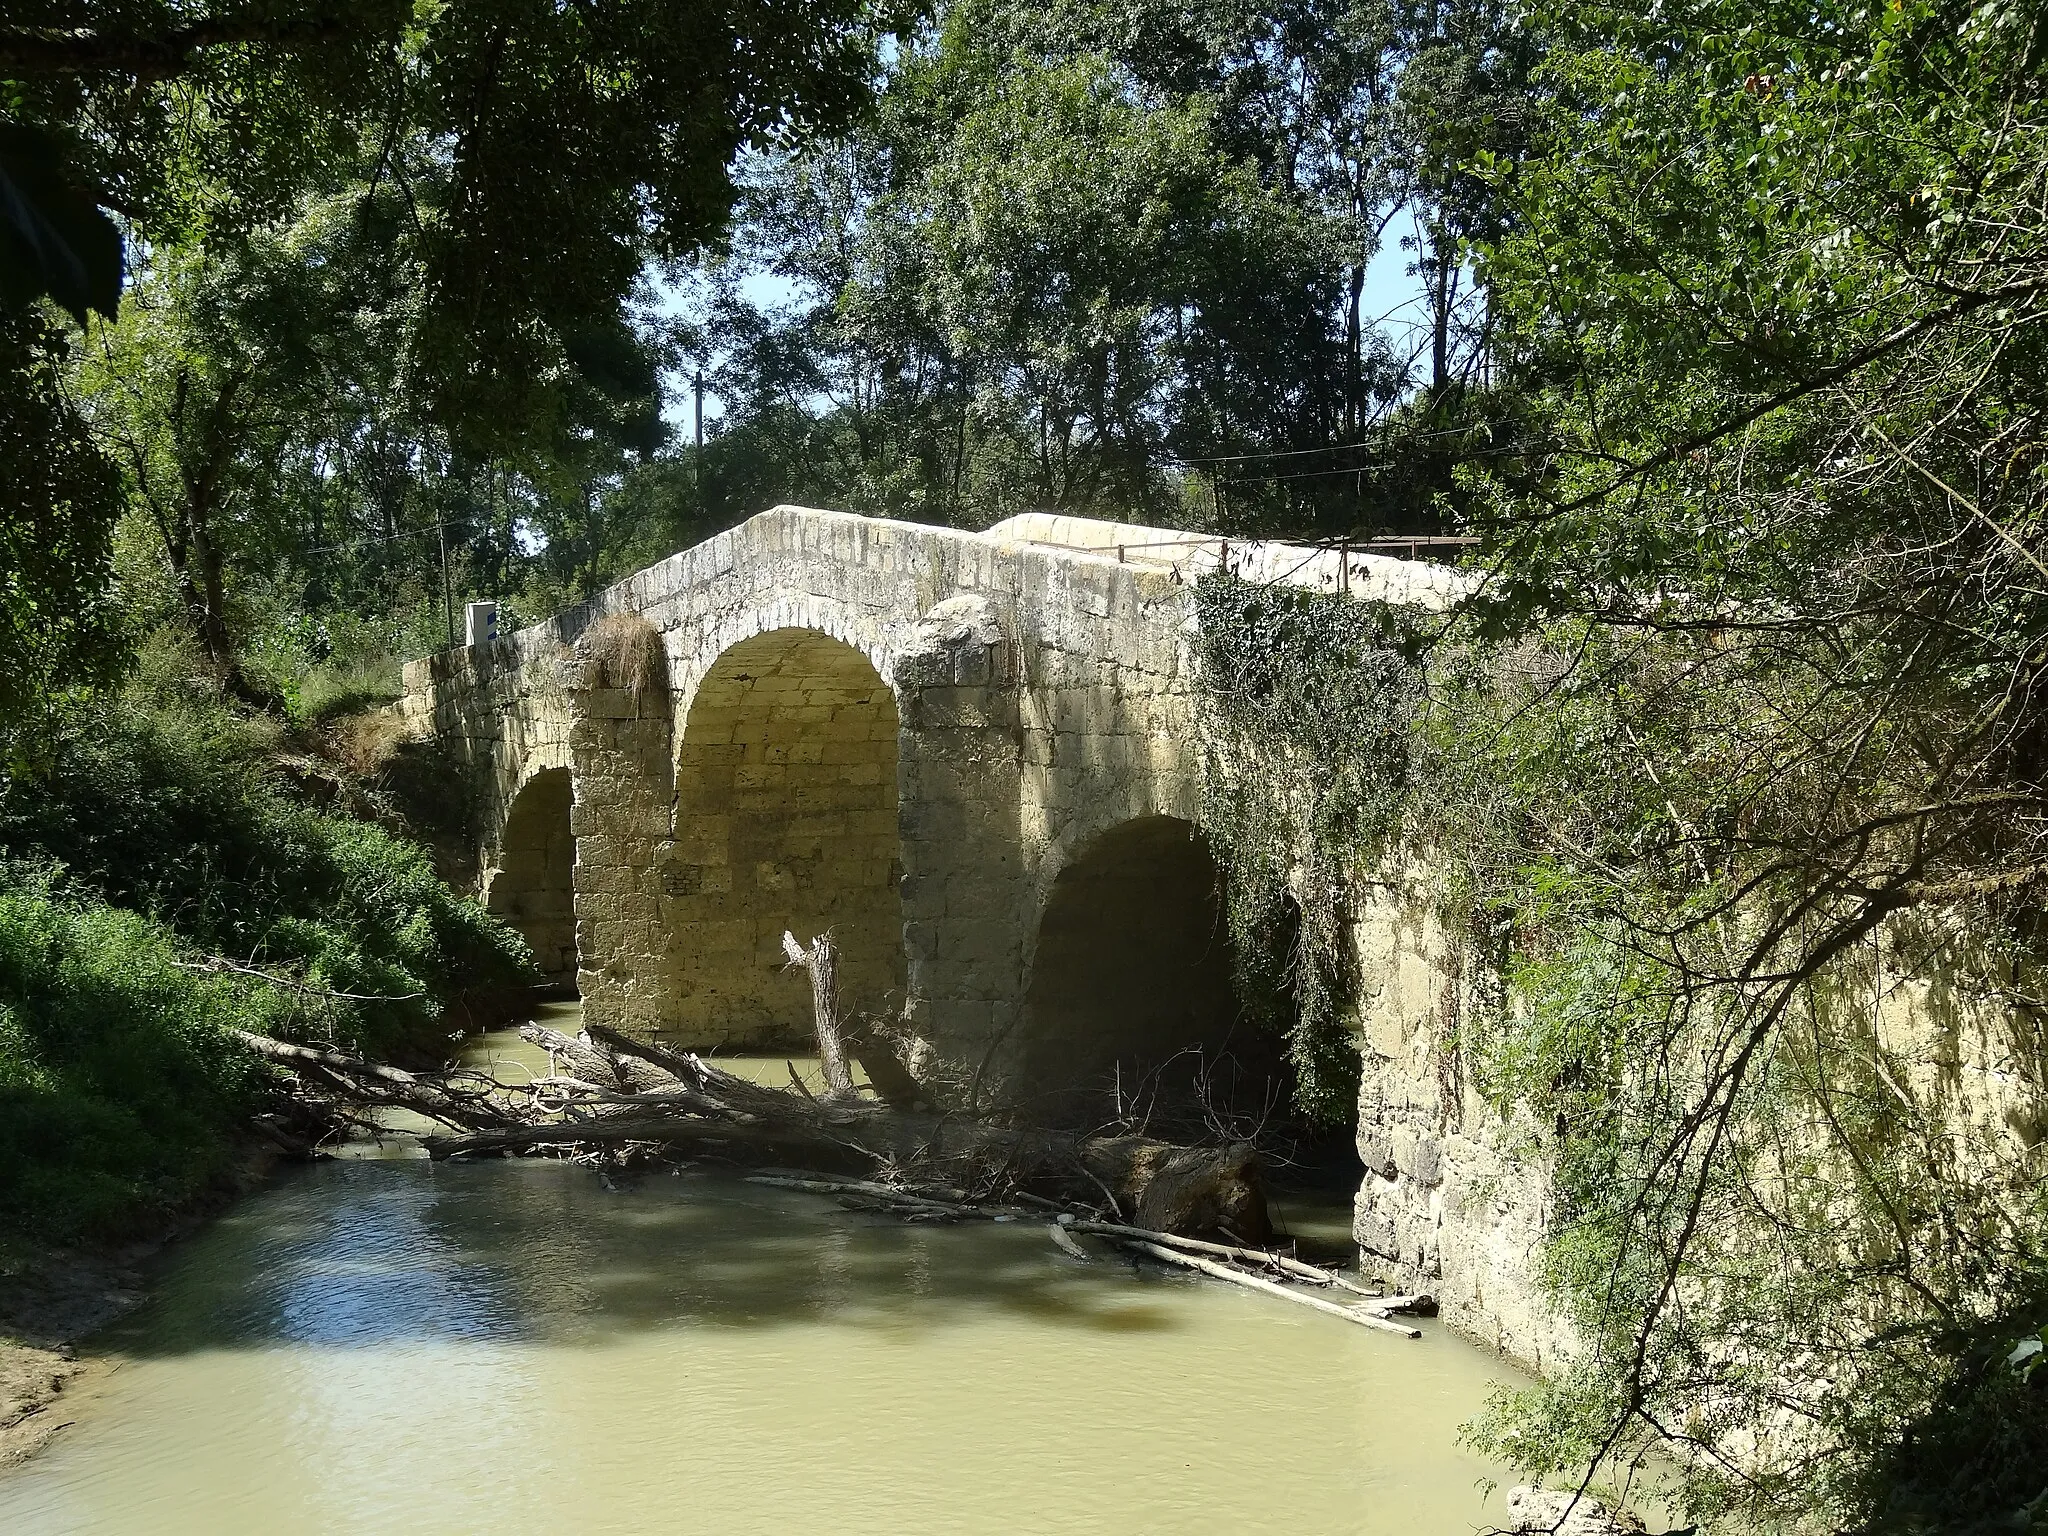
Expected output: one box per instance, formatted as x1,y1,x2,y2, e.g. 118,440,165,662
1342,873,1569,1373
407,506,1581,1365
665,629,904,1047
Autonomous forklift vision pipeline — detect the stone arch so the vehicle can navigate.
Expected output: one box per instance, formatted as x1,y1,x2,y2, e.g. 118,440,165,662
672,595,896,726
1016,815,1281,1127
662,628,905,1047
485,766,578,979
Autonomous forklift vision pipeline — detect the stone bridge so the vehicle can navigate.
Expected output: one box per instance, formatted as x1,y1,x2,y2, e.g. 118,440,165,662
401,505,1458,1120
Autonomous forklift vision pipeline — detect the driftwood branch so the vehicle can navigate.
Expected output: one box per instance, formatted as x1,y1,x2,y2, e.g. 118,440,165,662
1114,1238,1422,1337
781,929,855,1100
726,1173,1415,1339
1065,1218,1388,1298
232,1030,520,1128
192,958,424,1003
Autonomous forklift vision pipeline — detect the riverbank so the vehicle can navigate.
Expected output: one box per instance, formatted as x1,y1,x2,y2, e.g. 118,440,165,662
0,1248,140,1475
0,1139,296,1473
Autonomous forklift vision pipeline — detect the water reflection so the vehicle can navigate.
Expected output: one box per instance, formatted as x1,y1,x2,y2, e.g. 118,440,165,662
126,1162,1195,1356
0,1127,1524,1534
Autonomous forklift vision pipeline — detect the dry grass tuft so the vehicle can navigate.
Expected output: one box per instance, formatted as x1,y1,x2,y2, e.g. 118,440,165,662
329,703,415,779
577,612,668,698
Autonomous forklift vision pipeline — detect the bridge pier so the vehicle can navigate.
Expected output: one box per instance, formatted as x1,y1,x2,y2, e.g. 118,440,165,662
566,636,677,1034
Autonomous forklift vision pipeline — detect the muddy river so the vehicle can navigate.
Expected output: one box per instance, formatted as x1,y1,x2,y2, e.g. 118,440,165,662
0,1017,1525,1535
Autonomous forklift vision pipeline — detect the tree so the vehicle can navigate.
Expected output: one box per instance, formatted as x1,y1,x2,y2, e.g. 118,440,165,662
697,0,1532,538
0,308,124,726
0,0,896,718
1441,0,2048,1525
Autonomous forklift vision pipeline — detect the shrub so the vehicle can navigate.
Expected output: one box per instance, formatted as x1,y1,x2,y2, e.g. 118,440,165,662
0,882,274,1243
0,675,531,1061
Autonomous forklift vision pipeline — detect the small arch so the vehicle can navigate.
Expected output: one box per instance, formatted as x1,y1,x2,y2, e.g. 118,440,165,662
1018,816,1283,1128
665,628,904,1046
486,767,578,980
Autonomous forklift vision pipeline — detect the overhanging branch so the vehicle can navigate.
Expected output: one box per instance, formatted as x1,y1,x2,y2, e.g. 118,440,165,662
0,14,361,79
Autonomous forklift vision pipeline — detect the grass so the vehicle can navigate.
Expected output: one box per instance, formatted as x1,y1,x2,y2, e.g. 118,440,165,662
0,644,532,1243
0,881,272,1243
299,651,404,723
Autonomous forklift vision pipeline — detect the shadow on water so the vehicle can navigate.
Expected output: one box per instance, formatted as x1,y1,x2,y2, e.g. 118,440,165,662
106,1158,1189,1359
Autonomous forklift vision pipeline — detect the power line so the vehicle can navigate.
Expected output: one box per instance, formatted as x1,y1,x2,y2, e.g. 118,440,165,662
1159,422,1493,468
301,519,456,557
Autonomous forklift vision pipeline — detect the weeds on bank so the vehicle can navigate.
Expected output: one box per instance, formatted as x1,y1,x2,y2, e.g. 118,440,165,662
0,637,531,1245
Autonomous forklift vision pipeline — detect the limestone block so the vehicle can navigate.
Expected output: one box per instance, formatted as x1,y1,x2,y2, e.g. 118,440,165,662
1394,1130,1443,1187
575,834,621,868
576,863,638,897
893,594,1011,691
1354,1211,1400,1260
1357,1134,1399,1180
611,717,673,753
576,689,646,720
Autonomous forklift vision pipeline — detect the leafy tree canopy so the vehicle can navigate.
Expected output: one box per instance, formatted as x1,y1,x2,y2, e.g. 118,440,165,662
0,0,900,724
671,0,1529,537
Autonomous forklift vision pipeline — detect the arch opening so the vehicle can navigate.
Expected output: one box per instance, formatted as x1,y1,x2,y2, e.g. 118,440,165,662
665,628,904,1048
486,767,578,980
1018,816,1287,1131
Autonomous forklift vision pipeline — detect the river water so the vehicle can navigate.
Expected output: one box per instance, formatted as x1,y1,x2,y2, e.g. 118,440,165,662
0,1019,1527,1535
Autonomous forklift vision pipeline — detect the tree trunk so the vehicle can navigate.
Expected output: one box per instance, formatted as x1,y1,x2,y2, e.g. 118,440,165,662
781,930,854,1100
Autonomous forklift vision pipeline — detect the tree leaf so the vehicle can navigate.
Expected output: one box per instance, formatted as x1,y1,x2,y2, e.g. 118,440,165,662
0,124,124,326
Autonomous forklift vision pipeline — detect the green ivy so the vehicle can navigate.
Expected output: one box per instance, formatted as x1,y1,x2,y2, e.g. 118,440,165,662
1190,572,1424,1125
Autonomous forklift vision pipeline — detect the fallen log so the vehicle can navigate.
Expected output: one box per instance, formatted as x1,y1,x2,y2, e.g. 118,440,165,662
1049,1222,1094,1261
419,1091,1270,1240
743,1174,980,1216
729,1168,1406,1339
249,992,1274,1239
1112,1238,1423,1338
248,1032,1270,1239
1065,1218,1381,1295
418,1114,872,1165
233,1030,525,1129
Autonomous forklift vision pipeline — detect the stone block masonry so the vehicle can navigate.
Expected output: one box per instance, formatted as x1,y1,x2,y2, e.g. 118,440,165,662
403,504,1582,1368
665,627,903,1048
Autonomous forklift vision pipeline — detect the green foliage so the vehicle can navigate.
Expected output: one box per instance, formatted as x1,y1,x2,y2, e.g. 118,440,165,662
1390,0,2048,1525
686,0,1526,536
1191,572,1423,1123
1192,535,2048,1529
237,603,411,725
1417,618,2048,1529
0,307,126,733
1845,1289,2048,1533
6,0,889,430
0,877,271,1244
0,0,899,726
0,669,530,1062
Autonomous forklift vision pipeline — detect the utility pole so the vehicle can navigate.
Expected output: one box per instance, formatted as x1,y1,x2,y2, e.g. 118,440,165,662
692,370,705,486
438,520,455,649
